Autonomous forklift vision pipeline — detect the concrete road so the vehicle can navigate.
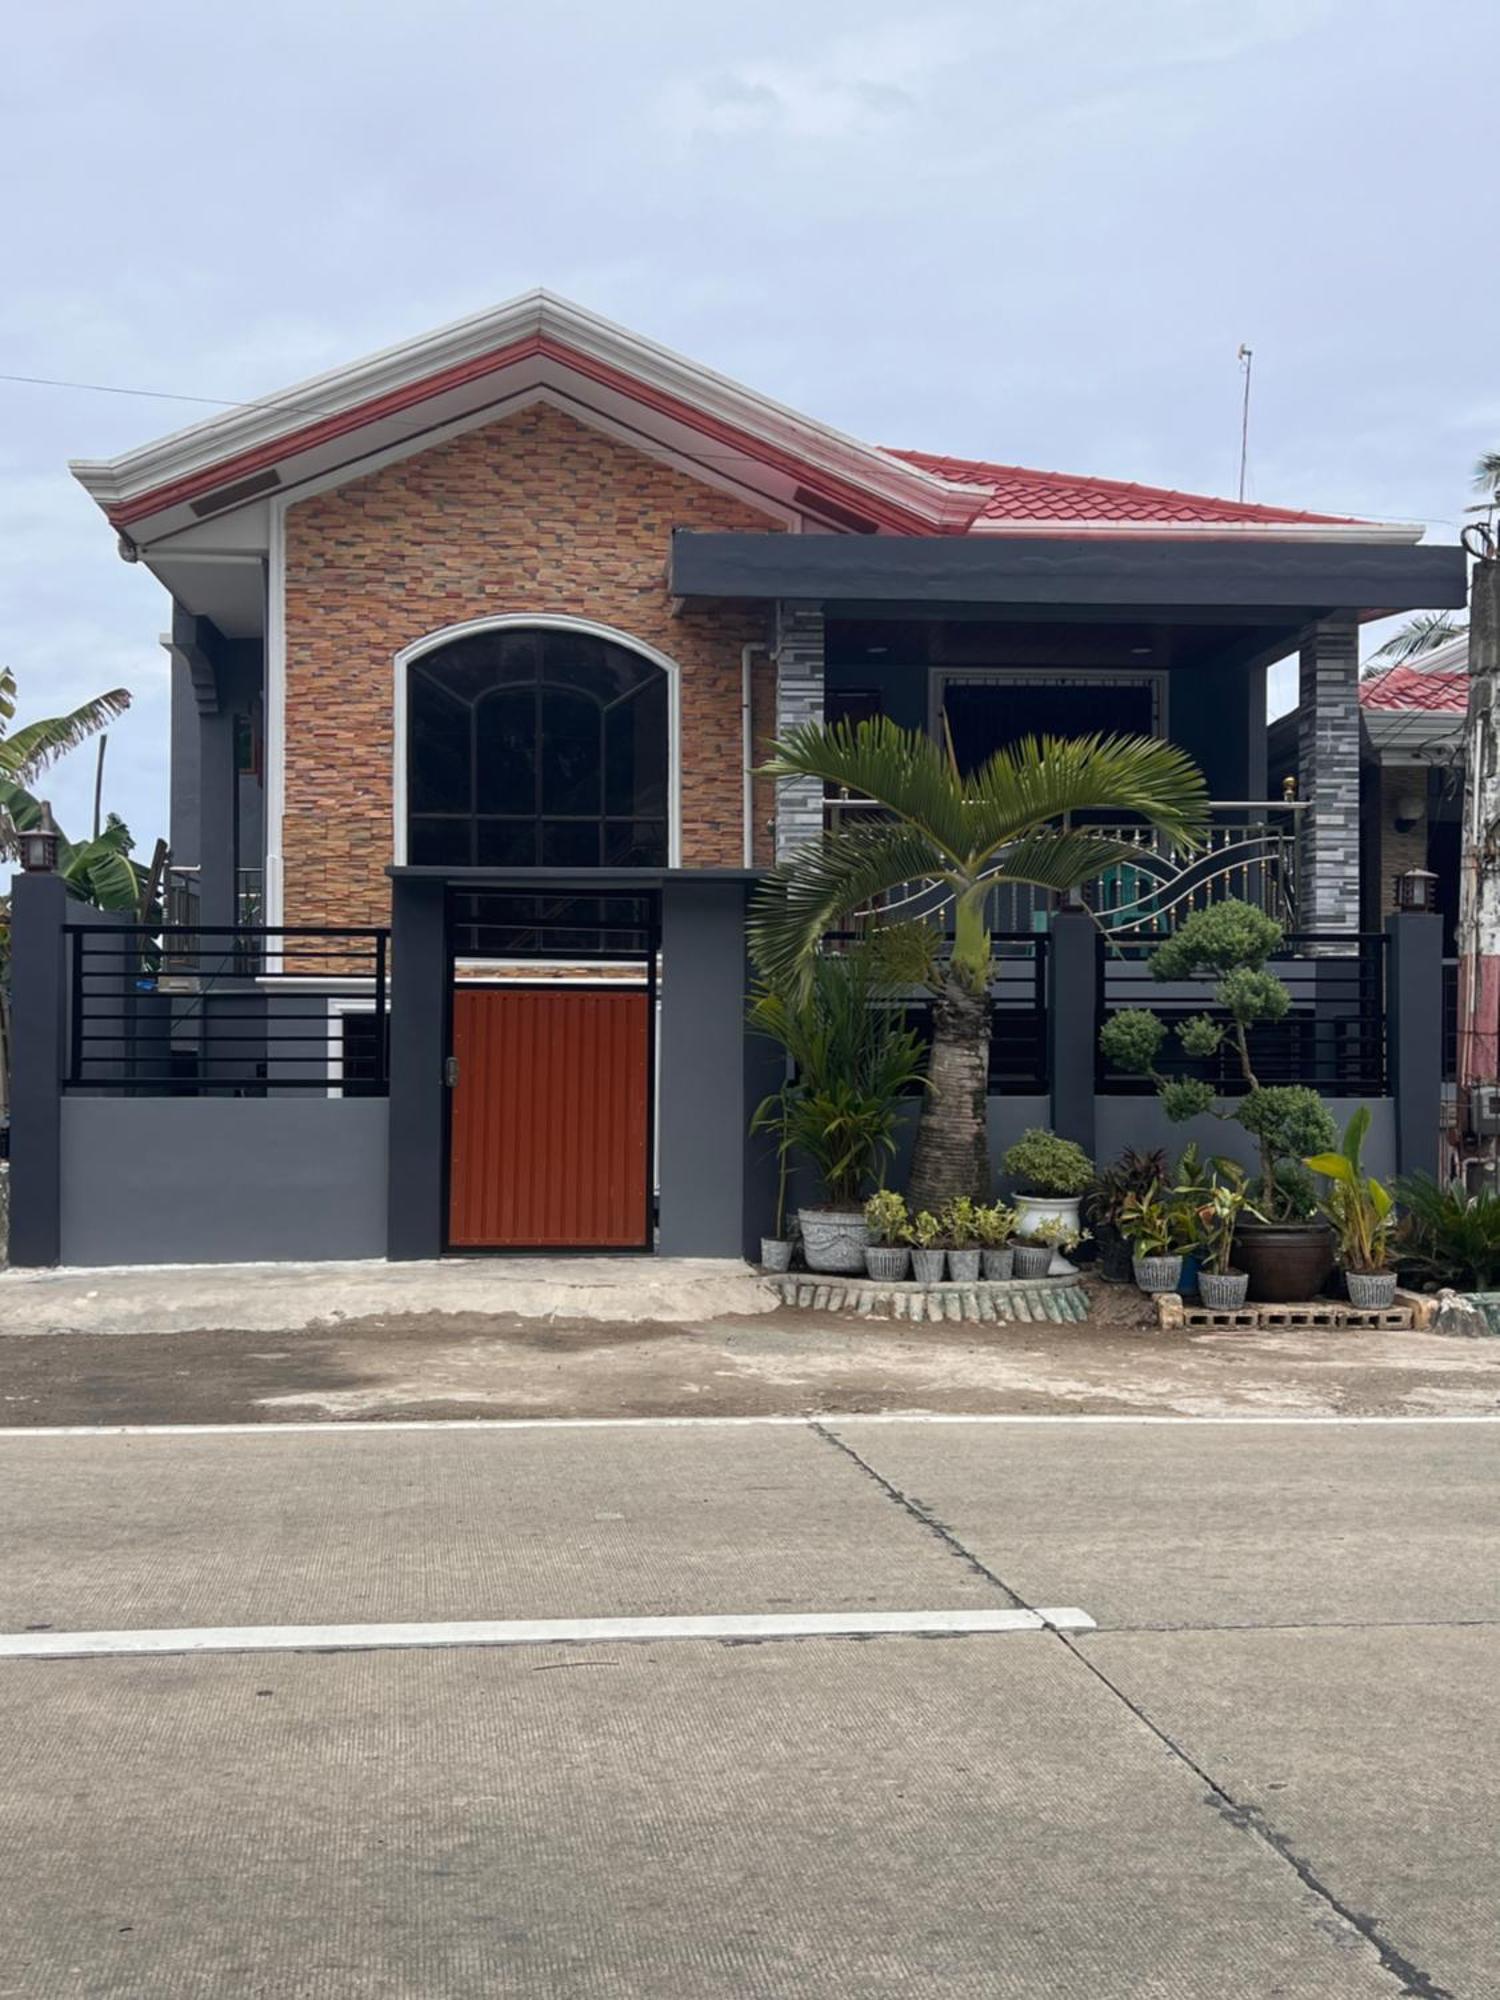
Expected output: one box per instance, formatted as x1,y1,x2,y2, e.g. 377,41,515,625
1,1417,1495,1997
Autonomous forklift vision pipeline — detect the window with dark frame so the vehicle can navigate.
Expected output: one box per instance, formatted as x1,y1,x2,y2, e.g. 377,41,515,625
407,626,669,869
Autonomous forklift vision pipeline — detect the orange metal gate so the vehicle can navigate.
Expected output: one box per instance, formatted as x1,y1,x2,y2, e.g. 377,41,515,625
446,986,652,1249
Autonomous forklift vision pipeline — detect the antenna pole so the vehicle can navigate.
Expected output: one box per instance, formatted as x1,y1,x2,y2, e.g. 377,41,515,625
1237,344,1254,503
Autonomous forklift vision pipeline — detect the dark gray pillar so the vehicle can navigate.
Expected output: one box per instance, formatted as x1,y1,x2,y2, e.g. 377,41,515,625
8,873,68,1266
658,879,761,1256
386,876,447,1261
1386,910,1443,1182
1047,910,1098,1165
197,705,238,930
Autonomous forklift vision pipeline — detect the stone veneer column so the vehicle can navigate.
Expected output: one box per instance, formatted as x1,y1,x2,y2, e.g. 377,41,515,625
773,601,826,861
1297,615,1361,932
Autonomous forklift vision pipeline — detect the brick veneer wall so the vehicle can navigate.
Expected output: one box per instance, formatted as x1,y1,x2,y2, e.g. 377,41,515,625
280,402,782,925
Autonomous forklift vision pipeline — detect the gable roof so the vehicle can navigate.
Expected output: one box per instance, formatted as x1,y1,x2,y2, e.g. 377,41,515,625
70,288,1425,551
1360,657,1468,713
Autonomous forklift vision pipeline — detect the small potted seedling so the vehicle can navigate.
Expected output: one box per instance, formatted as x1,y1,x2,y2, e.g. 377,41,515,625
1120,1185,1190,1294
1185,1167,1259,1309
1304,1107,1398,1308
942,1196,983,1283
863,1189,912,1283
756,1083,795,1271
909,1209,946,1285
975,1202,1017,1281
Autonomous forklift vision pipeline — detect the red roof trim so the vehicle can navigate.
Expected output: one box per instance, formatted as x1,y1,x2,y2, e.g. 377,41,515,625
110,335,950,535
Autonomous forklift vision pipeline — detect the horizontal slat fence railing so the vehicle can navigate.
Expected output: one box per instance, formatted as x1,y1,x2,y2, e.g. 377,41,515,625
63,925,390,1096
824,931,1049,1094
1096,931,1388,1097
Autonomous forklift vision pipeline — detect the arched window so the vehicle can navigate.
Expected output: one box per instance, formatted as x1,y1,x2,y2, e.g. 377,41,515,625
406,623,670,868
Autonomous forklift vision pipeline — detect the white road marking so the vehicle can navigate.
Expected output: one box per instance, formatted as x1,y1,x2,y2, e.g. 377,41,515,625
0,1606,1095,1660
0,1413,1497,1439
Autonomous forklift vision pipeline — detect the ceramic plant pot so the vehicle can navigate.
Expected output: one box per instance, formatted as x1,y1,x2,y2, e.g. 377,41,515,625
947,1249,981,1283
1133,1254,1183,1295
1013,1195,1083,1274
864,1245,911,1283
1345,1269,1397,1309
1233,1221,1334,1303
798,1207,870,1276
760,1238,793,1273
911,1248,947,1285
1012,1242,1054,1280
981,1247,1015,1282
1197,1268,1249,1309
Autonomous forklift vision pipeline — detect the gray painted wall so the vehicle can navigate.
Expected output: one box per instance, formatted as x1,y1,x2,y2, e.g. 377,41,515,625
60,1098,389,1266
1095,1095,1396,1183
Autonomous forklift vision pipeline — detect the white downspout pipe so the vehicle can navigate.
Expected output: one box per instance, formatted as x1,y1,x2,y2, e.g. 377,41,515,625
741,642,769,867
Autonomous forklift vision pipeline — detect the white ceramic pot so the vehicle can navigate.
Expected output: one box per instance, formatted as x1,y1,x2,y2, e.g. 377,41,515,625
797,1207,870,1276
1013,1194,1083,1275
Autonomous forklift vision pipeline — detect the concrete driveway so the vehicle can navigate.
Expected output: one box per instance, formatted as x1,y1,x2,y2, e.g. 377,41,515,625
1,1416,1494,1997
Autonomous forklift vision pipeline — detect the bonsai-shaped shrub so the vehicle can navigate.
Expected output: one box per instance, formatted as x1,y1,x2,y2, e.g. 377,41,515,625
1304,1107,1394,1273
863,1188,911,1248
1097,900,1336,1222
1002,1128,1095,1197
974,1201,1018,1247
941,1195,983,1248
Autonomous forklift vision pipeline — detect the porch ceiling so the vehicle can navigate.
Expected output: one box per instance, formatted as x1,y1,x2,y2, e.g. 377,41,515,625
669,531,1467,620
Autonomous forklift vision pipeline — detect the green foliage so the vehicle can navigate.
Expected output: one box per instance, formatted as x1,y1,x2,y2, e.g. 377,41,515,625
1160,1076,1217,1122
973,1201,1018,1247
1177,1013,1224,1058
1017,1215,1086,1253
1118,1185,1192,1258
863,1188,911,1248
1177,1162,1261,1275
1001,1126,1095,1195
1394,1175,1500,1290
749,942,928,1205
1085,1147,1168,1228
1239,1086,1337,1162
941,1195,983,1247
1150,900,1283,980
1098,1009,1166,1074
909,1208,943,1251
1304,1105,1395,1273
1217,967,1291,1026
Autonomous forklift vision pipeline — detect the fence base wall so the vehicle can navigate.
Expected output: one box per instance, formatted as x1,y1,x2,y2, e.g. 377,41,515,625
59,1098,389,1267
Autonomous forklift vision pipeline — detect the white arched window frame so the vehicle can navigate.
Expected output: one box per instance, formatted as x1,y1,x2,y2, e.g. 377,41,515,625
391,612,683,868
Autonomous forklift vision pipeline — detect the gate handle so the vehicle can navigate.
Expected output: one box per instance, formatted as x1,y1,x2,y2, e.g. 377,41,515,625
444,1056,460,1088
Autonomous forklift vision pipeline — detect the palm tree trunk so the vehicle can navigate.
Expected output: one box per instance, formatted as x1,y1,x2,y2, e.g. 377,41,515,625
907,970,991,1213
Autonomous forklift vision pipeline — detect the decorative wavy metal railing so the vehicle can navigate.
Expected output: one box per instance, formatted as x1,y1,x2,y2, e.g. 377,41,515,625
822,798,1306,934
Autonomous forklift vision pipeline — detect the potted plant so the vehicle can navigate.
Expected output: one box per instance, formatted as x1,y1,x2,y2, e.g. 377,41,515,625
909,1209,946,1285
975,1201,1017,1281
863,1189,912,1282
1183,1165,1260,1309
1085,1148,1168,1284
748,946,927,1275
752,1081,796,1271
1304,1107,1398,1307
1009,1226,1056,1280
1098,901,1338,1301
1119,1185,1190,1294
942,1195,983,1282
1001,1129,1095,1250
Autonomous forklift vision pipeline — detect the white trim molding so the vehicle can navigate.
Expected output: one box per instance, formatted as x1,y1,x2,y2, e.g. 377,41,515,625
392,612,684,869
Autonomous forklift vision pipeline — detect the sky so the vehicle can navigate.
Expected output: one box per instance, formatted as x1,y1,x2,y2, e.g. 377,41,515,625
2,0,1497,849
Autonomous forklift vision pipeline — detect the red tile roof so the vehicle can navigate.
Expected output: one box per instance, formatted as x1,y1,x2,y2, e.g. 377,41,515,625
1359,663,1469,713
884,447,1361,528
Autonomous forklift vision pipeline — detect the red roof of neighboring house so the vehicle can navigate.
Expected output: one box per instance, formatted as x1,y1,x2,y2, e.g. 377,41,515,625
1359,663,1469,712
883,447,1361,527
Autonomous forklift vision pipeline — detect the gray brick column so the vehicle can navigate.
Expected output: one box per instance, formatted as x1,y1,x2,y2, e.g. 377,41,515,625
1297,615,1361,933
773,601,825,861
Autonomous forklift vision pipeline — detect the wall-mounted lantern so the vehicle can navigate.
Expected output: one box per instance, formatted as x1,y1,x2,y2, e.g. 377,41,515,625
18,801,60,874
1395,866,1439,914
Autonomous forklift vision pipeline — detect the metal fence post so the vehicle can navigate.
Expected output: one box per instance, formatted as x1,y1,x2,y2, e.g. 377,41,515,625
1048,909,1097,1163
8,873,69,1265
1386,910,1443,1182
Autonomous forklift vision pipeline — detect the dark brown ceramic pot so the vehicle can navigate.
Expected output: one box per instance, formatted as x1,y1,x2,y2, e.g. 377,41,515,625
1232,1220,1335,1303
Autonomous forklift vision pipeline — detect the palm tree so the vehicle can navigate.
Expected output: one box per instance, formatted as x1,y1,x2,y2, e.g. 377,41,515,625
749,718,1208,1212
0,668,131,857
1474,449,1500,509
1367,613,1467,668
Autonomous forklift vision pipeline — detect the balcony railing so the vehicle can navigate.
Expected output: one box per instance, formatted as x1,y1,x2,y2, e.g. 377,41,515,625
164,864,264,930
823,798,1305,934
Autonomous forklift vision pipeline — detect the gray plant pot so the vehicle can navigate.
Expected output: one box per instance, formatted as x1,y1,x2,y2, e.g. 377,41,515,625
797,1207,870,1276
947,1248,981,1283
981,1247,1015,1282
1197,1268,1249,1309
760,1237,793,1273
1345,1269,1397,1309
1133,1254,1183,1295
1012,1243,1053,1279
864,1245,911,1283
911,1248,947,1285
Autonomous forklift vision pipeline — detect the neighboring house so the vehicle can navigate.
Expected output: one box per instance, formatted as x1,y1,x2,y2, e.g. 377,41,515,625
9,291,1467,1268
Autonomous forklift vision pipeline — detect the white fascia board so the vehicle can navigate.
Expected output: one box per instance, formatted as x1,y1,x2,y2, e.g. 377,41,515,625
969,515,1427,545
69,290,984,530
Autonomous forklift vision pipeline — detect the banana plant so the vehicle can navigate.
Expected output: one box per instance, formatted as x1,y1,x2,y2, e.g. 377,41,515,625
1304,1106,1395,1274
